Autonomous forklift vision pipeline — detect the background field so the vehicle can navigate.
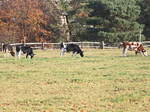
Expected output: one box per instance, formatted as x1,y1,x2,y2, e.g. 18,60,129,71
0,49,150,112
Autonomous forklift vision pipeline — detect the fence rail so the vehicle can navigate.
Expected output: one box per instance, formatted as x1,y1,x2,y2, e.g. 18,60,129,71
9,42,119,49
142,41,150,47
1,41,150,51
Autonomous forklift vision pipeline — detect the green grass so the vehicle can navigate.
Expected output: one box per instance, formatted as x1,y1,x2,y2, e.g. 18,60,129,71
0,49,150,112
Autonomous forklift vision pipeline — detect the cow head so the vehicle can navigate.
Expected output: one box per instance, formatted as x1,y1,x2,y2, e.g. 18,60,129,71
80,51,84,57
30,53,35,59
10,51,15,57
142,50,148,56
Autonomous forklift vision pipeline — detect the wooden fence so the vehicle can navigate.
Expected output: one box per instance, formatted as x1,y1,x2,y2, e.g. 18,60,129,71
9,41,119,49
142,41,150,47
1,41,150,51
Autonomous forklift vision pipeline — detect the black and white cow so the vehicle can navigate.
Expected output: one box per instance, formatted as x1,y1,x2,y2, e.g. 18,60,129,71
16,44,35,59
2,43,34,59
60,42,84,57
2,43,15,57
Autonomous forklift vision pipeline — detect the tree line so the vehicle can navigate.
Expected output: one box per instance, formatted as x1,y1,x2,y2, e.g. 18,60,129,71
0,0,61,43
0,0,150,43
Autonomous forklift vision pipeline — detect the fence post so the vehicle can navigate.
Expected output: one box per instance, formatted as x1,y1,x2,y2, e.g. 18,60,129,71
81,42,83,49
41,42,44,50
1,43,4,52
101,41,105,49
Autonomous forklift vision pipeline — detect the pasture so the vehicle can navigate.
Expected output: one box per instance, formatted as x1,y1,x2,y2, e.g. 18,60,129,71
0,49,150,112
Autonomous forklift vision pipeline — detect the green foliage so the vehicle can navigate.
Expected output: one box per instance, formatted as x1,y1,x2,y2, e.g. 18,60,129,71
66,0,146,42
139,0,150,40
1,0,150,42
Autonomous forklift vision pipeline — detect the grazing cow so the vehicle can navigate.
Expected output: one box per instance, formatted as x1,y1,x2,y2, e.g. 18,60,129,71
121,41,148,56
16,44,35,59
60,42,84,57
2,43,15,57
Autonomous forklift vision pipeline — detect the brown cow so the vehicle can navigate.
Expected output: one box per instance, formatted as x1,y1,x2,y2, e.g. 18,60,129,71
121,41,148,56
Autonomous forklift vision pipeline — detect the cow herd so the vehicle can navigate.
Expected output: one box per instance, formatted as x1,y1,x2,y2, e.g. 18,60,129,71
2,43,35,59
1,41,148,59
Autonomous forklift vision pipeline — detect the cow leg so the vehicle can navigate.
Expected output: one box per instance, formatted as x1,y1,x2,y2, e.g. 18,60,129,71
135,51,138,55
122,47,126,56
4,48,6,53
30,55,34,59
122,48,125,56
140,51,144,56
15,51,19,58
26,53,33,59
26,54,29,58
29,53,34,59
16,50,22,59
72,51,77,56
19,50,22,59
4,49,10,58
60,48,65,56
123,46,129,56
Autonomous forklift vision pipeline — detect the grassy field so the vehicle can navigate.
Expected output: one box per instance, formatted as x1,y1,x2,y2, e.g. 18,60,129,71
0,49,150,112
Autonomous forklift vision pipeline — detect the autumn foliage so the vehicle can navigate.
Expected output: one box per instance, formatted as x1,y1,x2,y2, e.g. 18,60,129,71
0,0,61,43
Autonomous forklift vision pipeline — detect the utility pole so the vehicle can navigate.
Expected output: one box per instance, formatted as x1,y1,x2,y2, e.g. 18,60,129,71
61,12,71,41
